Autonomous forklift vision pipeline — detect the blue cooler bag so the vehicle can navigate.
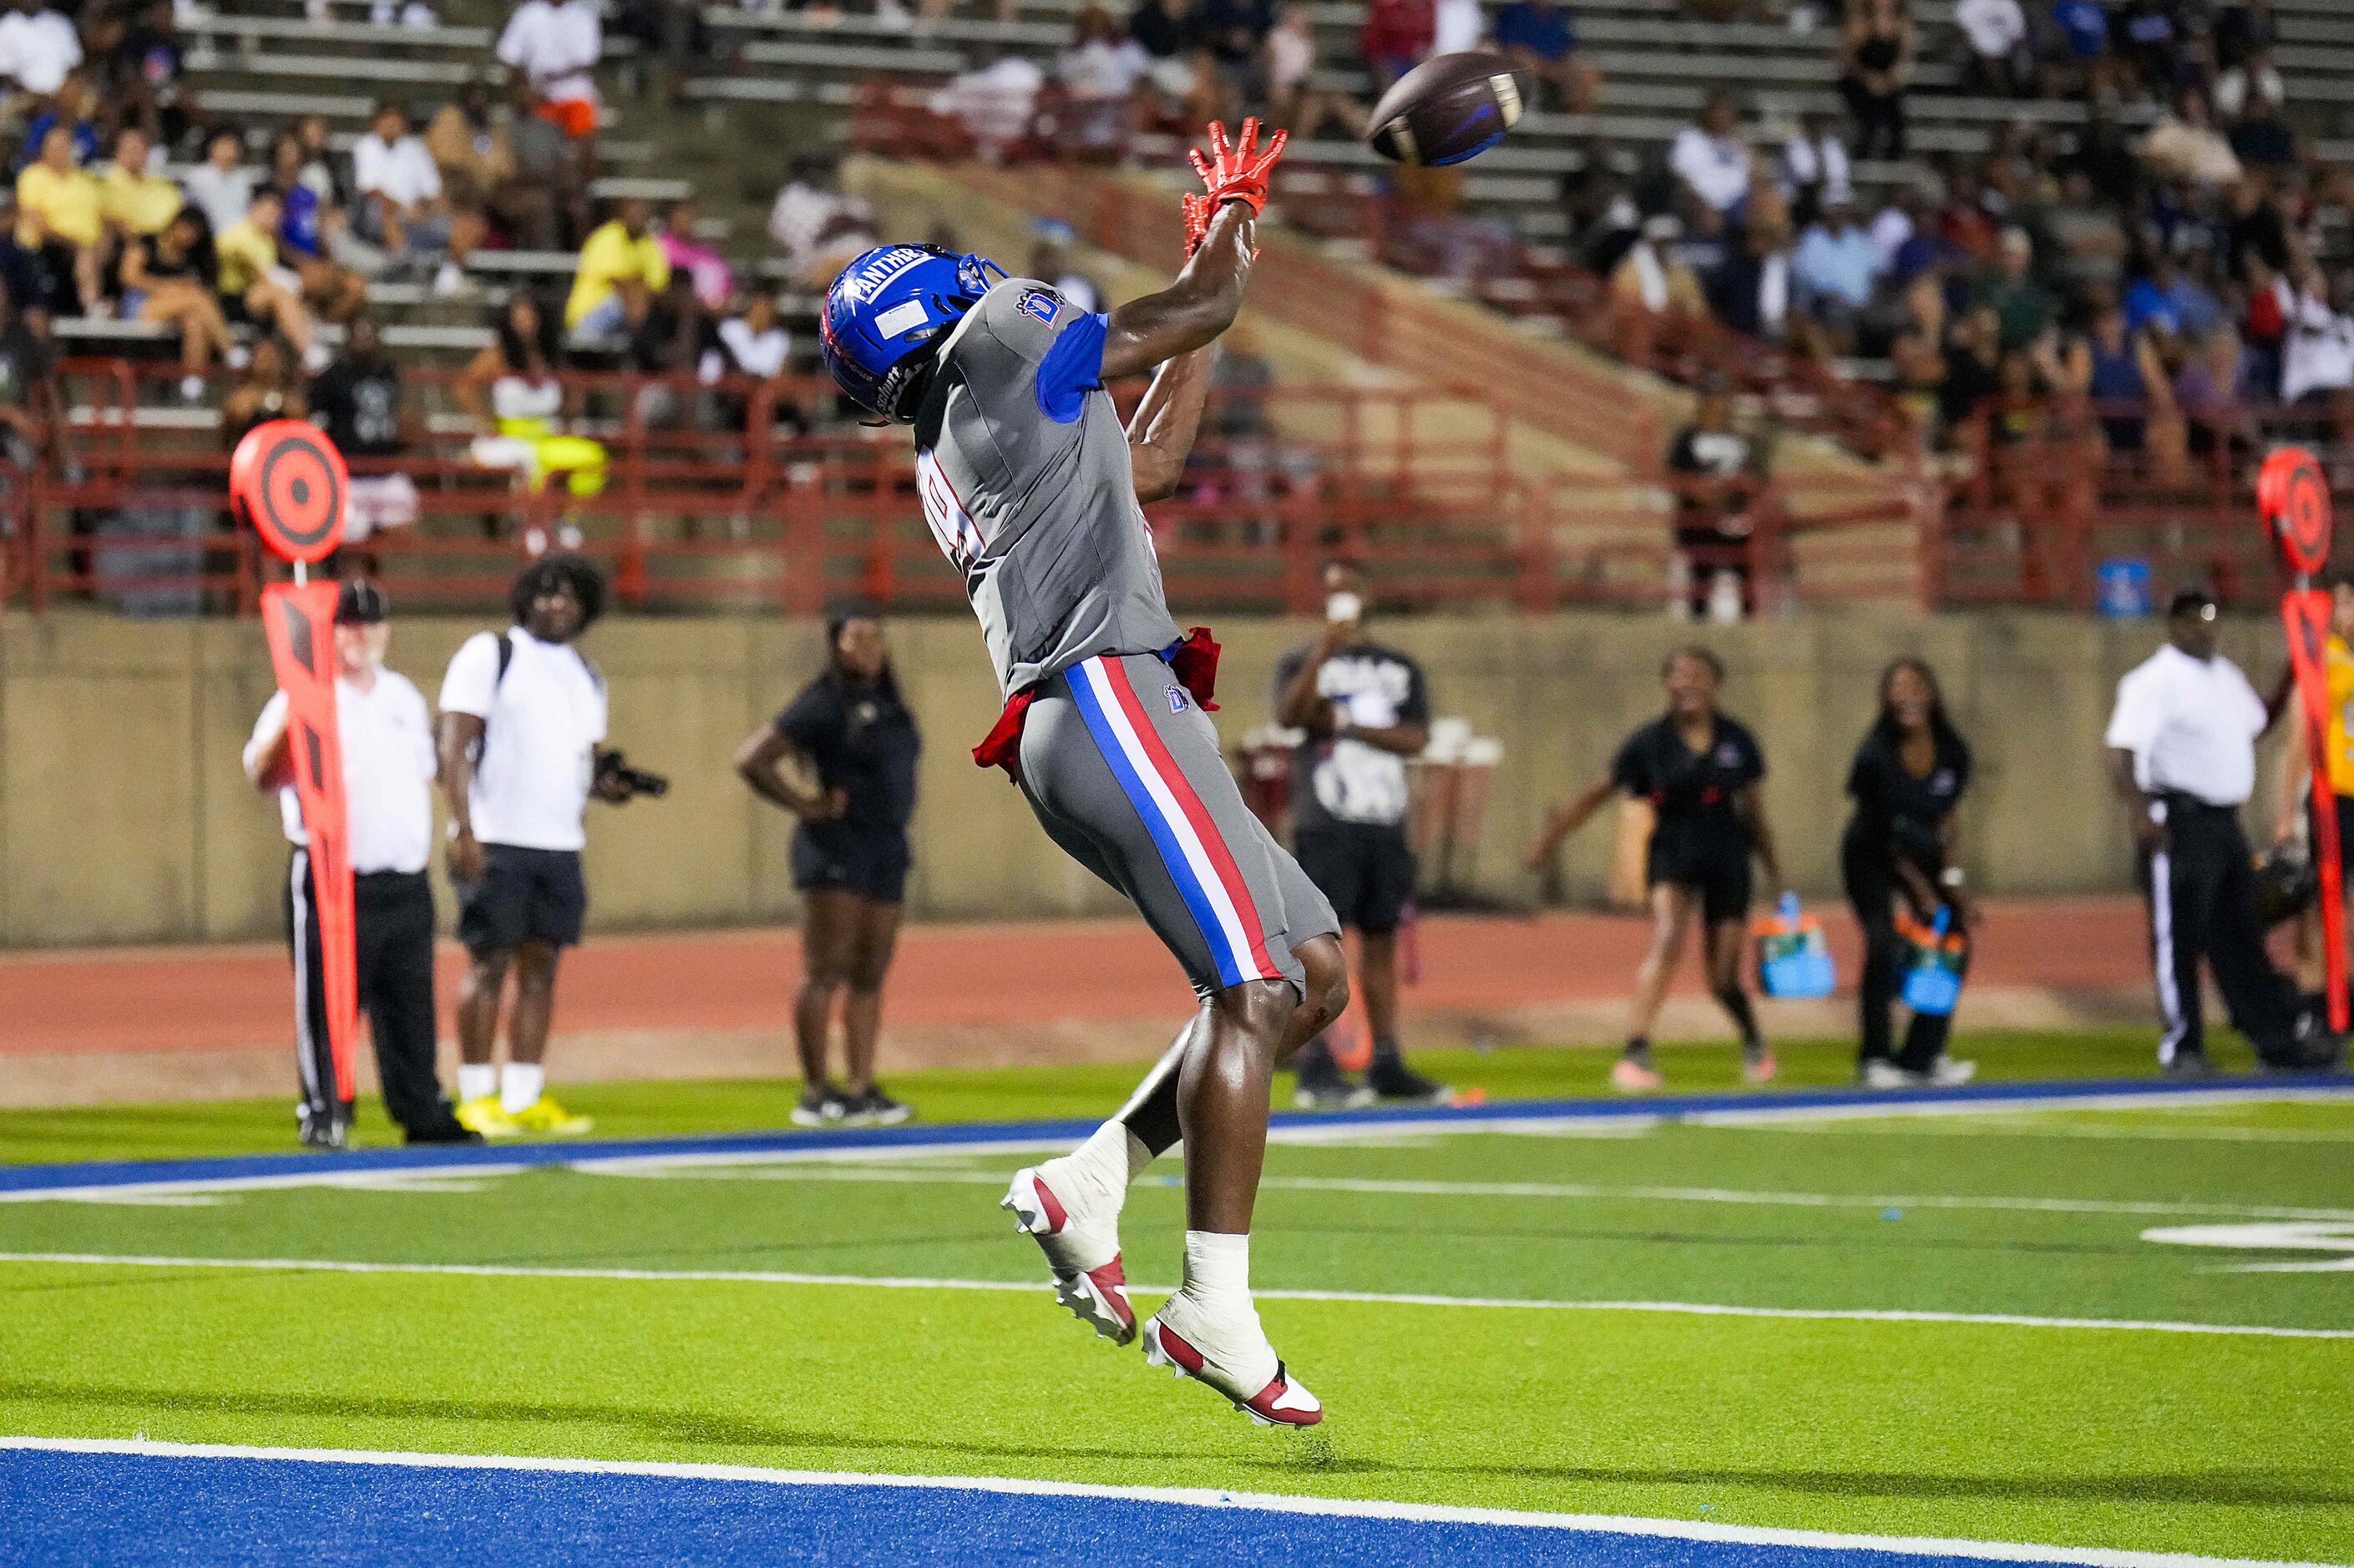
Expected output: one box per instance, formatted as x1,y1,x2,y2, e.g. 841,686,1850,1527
1754,893,1836,999
1898,907,1966,1017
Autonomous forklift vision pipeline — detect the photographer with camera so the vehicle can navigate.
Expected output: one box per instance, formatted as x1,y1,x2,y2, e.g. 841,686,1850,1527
438,554,660,1138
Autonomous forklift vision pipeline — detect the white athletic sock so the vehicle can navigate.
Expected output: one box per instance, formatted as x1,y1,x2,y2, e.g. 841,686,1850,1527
458,1065,496,1104
1181,1229,1252,1309
1060,1120,1153,1206
500,1063,544,1114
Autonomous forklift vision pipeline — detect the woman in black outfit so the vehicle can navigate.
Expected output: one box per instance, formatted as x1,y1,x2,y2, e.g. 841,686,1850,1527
1839,0,1913,160
1526,646,1788,1093
1842,657,1977,1088
735,607,922,1128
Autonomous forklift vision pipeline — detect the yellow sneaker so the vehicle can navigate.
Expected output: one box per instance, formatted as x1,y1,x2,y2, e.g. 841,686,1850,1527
509,1095,595,1136
455,1095,518,1139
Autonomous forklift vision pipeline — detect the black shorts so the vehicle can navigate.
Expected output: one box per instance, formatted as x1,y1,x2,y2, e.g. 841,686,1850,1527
1647,826,1754,924
1293,823,1415,935
456,843,587,956
2321,794,2354,876
791,823,911,904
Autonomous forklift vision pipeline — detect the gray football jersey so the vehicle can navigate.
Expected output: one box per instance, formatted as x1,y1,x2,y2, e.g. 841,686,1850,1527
912,277,1182,697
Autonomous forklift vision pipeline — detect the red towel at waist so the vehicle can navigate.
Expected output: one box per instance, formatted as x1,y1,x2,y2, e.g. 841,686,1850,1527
971,625,1223,780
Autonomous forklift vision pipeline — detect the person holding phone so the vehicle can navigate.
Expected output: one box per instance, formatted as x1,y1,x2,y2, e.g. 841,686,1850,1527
1525,645,1786,1091
736,605,921,1128
1272,559,1451,1107
1842,657,1977,1088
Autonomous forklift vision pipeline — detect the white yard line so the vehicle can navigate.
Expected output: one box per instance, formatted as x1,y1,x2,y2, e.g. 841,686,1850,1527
0,1437,2330,1568
1,1252,2346,1340
574,1160,2354,1223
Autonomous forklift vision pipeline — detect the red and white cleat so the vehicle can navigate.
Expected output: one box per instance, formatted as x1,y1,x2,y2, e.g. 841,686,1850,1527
1001,1166,1137,1346
1142,1295,1323,1428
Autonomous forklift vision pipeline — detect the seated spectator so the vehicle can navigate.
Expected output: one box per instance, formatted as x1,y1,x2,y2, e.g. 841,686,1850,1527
2281,261,2354,407
1670,91,1753,219
2113,0,2179,99
1495,0,1594,114
1609,213,1707,321
1129,0,1212,124
308,311,418,544
2227,89,2296,172
1954,0,2028,97
2047,0,2111,96
564,197,668,341
2043,168,2129,295
182,127,256,239
1056,6,1147,155
0,188,46,311
426,83,518,212
1707,214,1796,345
215,187,323,367
2062,291,2171,451
2141,89,2240,190
499,0,602,140
1359,0,1433,91
2123,249,2223,346
1192,0,1273,119
659,196,732,311
706,291,789,383
1263,3,1363,140
1972,225,2058,351
14,70,99,174
768,154,878,290
221,334,306,448
96,127,177,243
2215,0,2278,71
293,115,352,208
14,124,99,313
1839,0,1913,161
116,206,230,396
1935,301,2004,439
0,0,83,99
1870,181,1937,278
630,268,713,428
1780,110,1851,232
354,101,479,291
2174,323,2254,455
97,0,184,146
934,45,1047,160
2214,46,2283,121
1794,199,1883,337
266,132,377,316
460,291,606,507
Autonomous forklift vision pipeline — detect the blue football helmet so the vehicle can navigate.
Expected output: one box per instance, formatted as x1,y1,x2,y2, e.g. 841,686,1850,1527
819,244,1006,422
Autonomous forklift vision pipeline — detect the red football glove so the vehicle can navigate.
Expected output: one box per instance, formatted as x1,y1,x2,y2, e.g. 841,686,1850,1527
1181,191,1212,260
1187,116,1287,219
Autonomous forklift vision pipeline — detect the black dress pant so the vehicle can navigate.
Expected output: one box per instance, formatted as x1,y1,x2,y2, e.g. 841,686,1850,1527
286,853,450,1134
2138,797,2298,1065
1840,835,1959,1071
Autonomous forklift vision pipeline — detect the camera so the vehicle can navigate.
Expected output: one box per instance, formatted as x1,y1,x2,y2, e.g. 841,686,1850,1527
595,749,670,799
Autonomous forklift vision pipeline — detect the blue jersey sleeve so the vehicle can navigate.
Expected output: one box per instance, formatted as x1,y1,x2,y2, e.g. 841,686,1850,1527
1035,310,1108,423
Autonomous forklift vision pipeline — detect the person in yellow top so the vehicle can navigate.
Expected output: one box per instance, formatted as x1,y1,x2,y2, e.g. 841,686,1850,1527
95,127,180,239
15,124,102,312
211,186,321,366
564,198,668,338
2276,569,2354,1000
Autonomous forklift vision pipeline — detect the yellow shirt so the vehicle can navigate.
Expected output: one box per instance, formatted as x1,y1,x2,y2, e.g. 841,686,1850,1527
98,166,182,236
2326,635,2354,798
564,220,669,329
215,219,278,296
15,163,101,249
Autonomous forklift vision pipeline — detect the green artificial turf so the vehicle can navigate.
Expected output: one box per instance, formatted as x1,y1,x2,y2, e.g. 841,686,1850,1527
0,1027,2172,1167
3,1076,2351,1560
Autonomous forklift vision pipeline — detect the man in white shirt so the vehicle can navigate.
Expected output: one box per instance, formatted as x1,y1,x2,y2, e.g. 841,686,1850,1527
2105,587,2326,1075
1954,0,2027,94
438,555,647,1137
1669,91,1754,217
497,0,602,139
353,100,478,283
243,581,475,1149
0,0,83,98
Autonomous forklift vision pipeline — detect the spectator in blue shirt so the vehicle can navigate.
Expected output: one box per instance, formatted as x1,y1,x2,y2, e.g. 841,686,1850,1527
2122,250,2223,346
1794,199,1884,346
2049,0,2110,94
1494,0,1596,112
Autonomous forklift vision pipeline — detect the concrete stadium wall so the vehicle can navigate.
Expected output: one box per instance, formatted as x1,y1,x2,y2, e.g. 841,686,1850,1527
0,608,2290,948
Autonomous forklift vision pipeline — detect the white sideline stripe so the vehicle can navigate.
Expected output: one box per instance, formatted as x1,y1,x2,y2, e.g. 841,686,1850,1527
0,1437,2326,1568
1688,1085,2354,1127
577,1161,2354,1223
1725,1120,2354,1145
3,1252,2348,1340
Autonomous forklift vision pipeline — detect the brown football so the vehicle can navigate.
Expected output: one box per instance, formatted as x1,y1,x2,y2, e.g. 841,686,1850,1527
1366,51,1526,167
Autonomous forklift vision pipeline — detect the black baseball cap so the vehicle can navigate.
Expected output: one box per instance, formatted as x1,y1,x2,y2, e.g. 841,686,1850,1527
335,579,390,625
2167,585,2219,619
